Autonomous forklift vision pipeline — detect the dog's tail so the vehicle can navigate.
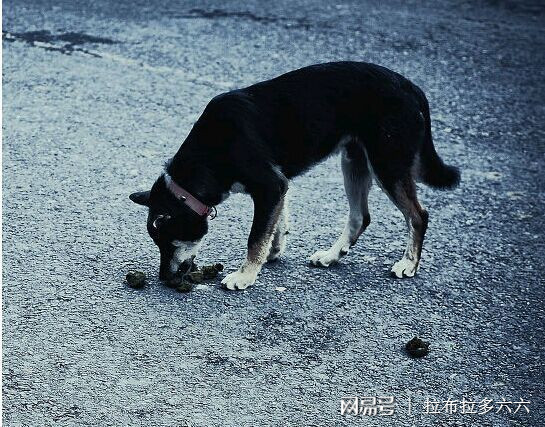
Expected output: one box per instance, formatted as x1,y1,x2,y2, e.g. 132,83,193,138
416,88,461,190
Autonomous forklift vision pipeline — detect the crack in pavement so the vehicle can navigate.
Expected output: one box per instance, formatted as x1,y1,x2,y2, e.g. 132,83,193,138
2,30,113,57
166,8,313,30
2,30,118,58
4,30,116,45
2,30,234,90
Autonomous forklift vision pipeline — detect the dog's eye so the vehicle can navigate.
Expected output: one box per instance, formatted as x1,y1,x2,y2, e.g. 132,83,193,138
152,214,171,230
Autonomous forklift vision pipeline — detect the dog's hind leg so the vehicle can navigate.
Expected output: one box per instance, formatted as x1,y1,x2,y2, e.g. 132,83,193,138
267,193,289,262
309,141,372,267
382,177,428,278
367,106,429,277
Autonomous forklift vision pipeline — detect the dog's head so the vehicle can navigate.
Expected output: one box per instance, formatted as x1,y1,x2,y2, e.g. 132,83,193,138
130,175,208,280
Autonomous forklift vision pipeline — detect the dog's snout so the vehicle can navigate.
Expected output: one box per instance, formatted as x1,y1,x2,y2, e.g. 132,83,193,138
177,258,195,275
159,249,195,281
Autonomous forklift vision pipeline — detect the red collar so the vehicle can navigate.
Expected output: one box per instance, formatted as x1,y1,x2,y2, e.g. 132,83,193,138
164,174,214,217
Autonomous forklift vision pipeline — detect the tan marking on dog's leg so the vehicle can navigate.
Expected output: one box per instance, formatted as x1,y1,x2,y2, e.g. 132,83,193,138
222,196,285,290
390,182,428,278
267,194,289,262
310,145,372,267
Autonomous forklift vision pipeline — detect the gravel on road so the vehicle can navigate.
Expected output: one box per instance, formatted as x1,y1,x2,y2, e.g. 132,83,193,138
3,1,544,425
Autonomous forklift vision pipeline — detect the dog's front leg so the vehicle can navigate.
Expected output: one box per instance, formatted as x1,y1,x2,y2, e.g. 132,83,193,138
222,179,287,290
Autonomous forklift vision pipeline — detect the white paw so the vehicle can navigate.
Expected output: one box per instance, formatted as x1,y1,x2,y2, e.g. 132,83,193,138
309,247,348,267
391,257,418,278
221,268,258,290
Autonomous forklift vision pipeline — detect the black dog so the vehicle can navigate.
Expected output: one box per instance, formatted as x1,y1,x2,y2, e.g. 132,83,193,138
130,61,460,290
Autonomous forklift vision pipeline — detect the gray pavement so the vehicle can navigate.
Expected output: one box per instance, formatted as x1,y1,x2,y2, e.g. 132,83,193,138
2,1,545,426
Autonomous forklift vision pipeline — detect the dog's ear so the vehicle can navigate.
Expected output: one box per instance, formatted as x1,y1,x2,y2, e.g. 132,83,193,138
129,191,151,206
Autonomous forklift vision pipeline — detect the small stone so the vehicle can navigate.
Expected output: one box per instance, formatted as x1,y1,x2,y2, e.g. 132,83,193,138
126,270,146,289
405,337,430,358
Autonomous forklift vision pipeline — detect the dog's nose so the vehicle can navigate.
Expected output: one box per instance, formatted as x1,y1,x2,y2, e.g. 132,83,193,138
177,258,195,275
159,258,195,281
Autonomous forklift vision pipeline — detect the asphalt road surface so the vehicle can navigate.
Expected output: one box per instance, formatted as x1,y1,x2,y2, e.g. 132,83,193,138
3,1,544,426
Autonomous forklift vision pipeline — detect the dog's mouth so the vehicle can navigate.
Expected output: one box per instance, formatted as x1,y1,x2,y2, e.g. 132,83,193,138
177,258,196,276
159,257,196,281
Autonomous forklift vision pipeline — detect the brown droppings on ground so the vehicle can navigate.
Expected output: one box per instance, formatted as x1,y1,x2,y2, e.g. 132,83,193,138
125,270,146,289
176,281,194,293
163,263,225,292
201,263,223,280
405,337,430,358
